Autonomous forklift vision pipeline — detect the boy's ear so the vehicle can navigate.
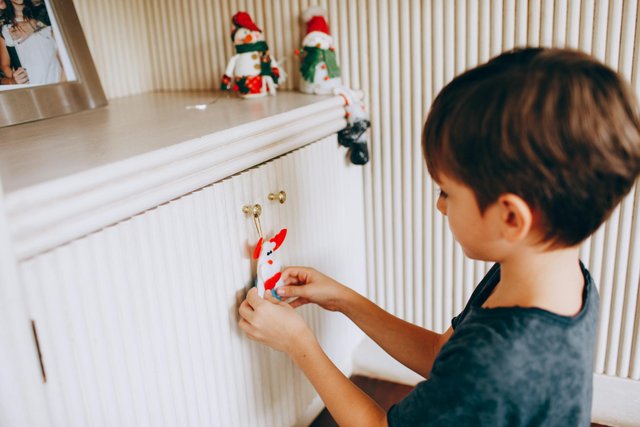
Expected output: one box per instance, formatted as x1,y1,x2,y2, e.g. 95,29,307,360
496,193,533,243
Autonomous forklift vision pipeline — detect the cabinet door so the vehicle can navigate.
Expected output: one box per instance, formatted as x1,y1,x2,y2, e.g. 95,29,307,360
19,135,367,427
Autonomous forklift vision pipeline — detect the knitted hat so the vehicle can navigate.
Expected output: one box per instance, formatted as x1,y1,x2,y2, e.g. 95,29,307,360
303,6,329,35
231,12,261,41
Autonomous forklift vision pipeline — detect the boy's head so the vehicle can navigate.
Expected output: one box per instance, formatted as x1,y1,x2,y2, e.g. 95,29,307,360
423,47,640,254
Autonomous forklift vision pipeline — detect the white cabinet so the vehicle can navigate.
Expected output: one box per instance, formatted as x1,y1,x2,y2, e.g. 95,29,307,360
16,136,367,427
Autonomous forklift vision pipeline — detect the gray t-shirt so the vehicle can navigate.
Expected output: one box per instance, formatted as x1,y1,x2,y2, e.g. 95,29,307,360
388,263,599,426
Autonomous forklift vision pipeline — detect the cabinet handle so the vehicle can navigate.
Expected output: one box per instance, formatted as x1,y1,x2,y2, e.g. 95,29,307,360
242,204,263,238
268,191,287,204
242,203,262,217
31,320,47,383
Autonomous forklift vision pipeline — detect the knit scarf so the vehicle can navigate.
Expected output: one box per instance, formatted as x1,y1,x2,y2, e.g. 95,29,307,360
300,46,341,82
235,41,269,54
235,41,275,78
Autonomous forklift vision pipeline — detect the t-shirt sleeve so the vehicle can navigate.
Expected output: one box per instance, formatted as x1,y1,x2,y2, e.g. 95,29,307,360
387,329,506,426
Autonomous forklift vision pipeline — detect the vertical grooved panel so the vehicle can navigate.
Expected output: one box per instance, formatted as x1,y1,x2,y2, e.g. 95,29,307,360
422,0,434,329
390,0,404,320
553,0,568,46
400,0,413,323
502,0,515,50
411,0,424,327
528,0,541,45
20,137,365,426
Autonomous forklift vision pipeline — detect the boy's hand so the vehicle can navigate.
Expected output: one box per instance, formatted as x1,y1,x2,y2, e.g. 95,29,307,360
277,267,352,312
238,288,314,354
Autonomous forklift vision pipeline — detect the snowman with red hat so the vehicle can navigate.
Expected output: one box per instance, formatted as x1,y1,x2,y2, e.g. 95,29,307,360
221,12,285,98
298,6,342,94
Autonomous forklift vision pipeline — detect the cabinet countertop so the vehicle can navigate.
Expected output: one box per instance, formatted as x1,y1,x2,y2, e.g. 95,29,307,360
1,90,347,260
0,91,343,193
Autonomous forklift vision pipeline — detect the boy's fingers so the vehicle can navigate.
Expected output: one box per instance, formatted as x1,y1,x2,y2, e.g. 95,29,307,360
276,285,307,298
238,318,257,340
288,297,309,309
246,287,263,308
265,289,288,306
238,318,252,333
283,276,301,286
264,290,277,303
282,266,311,283
238,300,254,321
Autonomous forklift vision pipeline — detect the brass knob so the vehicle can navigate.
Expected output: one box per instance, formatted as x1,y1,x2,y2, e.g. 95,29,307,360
268,191,287,204
242,203,262,217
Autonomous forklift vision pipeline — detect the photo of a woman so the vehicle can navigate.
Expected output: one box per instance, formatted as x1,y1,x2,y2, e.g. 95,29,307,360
0,0,64,86
0,0,28,84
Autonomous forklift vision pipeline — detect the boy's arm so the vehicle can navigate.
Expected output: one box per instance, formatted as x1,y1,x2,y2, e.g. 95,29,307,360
278,267,453,378
239,288,388,426
291,334,388,427
341,289,453,378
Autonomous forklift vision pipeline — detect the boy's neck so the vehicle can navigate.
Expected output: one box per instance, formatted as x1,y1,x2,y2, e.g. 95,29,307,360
486,246,584,316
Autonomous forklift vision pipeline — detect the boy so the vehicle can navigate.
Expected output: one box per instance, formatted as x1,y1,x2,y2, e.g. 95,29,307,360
238,48,640,425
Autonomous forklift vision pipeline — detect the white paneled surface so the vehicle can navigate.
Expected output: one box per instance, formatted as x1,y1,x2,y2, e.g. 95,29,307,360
19,137,367,427
0,187,48,427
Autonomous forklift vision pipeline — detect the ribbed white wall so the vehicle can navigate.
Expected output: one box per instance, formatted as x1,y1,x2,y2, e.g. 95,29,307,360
18,137,368,427
72,0,640,381
72,0,155,99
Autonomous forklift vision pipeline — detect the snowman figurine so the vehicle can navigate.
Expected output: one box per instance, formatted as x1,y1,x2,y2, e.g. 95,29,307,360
298,6,342,94
221,12,285,98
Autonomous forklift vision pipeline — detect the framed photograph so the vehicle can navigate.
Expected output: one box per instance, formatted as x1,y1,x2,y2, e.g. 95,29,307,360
0,0,106,127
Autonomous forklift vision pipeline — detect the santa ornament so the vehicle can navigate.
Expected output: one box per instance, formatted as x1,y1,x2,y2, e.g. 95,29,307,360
253,228,288,299
221,12,286,98
298,7,342,94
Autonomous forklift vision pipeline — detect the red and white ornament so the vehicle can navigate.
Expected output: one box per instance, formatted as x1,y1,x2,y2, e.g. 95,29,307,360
253,228,287,298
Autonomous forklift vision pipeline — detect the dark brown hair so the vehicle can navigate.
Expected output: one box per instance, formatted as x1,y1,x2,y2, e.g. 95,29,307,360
423,47,640,246
1,0,36,28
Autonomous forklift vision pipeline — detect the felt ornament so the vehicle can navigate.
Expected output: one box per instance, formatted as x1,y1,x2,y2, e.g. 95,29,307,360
334,86,370,165
297,6,342,94
253,228,287,299
221,12,286,98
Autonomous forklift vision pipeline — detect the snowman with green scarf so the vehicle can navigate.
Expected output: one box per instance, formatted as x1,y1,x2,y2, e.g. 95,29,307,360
299,7,342,94
221,12,285,98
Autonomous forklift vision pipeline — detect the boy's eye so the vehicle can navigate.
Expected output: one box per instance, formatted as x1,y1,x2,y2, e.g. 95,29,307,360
439,189,448,199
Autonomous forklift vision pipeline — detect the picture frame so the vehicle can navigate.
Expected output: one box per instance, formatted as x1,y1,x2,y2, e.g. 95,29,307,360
0,0,106,127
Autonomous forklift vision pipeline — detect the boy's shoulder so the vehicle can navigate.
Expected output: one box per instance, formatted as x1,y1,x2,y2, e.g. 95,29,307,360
452,262,598,331
441,262,599,382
